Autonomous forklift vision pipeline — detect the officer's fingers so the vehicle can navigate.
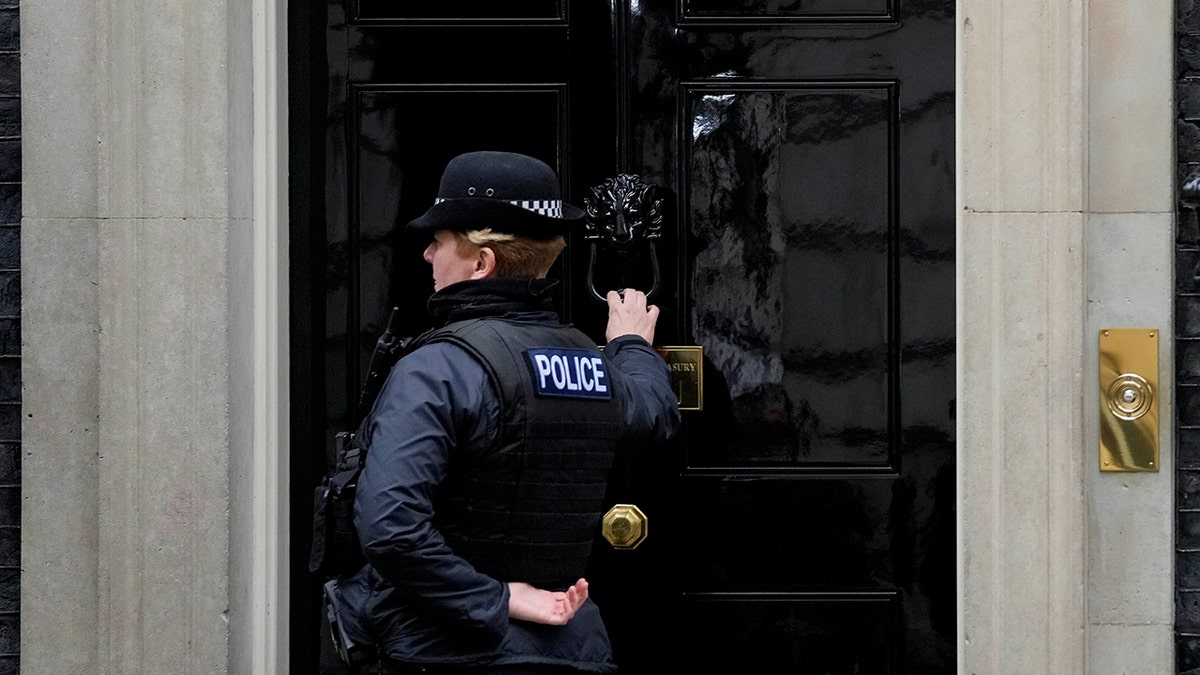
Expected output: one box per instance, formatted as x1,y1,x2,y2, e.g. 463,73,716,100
623,288,648,310
647,305,660,322
606,290,622,308
559,595,578,624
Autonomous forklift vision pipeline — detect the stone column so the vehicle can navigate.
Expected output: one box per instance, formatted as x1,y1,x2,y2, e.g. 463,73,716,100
21,0,286,671
959,0,1087,669
22,0,104,668
1083,0,1176,668
958,0,1175,671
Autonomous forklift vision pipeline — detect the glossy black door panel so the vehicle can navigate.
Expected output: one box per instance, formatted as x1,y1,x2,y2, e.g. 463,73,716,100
353,1,564,23
291,1,954,672
350,86,566,372
681,0,893,22
616,0,953,671
676,479,894,587
684,83,896,469
683,593,901,673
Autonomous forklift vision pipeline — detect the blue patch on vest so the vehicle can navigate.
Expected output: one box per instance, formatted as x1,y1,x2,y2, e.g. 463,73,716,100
526,348,612,400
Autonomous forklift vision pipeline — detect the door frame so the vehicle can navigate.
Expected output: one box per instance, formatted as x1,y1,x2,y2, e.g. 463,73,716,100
246,0,291,669
255,1,1177,672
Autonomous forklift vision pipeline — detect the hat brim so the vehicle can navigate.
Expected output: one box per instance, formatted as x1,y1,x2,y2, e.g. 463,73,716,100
407,199,584,239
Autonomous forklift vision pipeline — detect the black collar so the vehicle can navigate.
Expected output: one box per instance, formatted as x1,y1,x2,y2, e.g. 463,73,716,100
427,277,560,327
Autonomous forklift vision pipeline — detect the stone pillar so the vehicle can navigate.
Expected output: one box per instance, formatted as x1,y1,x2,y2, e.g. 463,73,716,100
22,0,104,668
958,0,1175,671
1083,0,1175,668
958,0,1087,669
21,0,286,671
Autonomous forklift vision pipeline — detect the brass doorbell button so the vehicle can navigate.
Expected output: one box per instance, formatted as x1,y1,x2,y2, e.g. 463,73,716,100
1105,373,1152,421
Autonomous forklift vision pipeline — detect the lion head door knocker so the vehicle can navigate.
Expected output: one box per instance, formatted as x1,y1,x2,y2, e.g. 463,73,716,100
583,174,664,302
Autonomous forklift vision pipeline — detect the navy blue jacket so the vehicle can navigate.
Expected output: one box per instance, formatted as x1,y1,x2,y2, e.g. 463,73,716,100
337,278,680,670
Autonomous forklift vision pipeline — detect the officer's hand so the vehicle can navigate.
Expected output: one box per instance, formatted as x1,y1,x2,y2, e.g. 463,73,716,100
606,289,659,344
507,578,589,626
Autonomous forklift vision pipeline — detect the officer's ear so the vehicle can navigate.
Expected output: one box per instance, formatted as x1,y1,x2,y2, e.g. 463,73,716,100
471,246,496,280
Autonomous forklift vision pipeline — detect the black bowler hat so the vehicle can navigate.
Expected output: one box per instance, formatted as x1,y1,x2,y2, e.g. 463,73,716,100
407,151,584,239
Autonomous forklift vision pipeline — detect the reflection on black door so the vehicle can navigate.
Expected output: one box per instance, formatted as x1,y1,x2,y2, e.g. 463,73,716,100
289,1,955,672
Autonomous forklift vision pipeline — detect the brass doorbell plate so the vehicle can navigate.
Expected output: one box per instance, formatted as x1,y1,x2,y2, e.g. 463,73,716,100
1099,329,1159,472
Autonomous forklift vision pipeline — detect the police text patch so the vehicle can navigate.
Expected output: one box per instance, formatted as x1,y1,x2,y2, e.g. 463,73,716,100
526,348,611,400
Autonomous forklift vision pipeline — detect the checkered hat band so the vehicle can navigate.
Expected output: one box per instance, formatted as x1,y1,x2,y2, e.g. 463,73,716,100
435,197,563,218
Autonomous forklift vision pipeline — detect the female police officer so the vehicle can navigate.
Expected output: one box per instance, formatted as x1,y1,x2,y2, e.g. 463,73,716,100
333,151,680,674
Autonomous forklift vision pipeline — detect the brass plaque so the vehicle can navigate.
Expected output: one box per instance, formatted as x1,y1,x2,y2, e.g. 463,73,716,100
1099,329,1159,472
655,346,703,411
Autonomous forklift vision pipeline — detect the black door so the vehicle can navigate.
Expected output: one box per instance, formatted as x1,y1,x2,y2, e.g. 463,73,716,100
289,2,955,672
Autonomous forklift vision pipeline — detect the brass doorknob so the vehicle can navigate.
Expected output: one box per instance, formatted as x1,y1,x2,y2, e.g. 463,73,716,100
601,503,648,550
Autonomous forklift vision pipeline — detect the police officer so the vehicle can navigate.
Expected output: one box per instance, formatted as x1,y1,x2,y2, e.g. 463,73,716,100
334,151,681,674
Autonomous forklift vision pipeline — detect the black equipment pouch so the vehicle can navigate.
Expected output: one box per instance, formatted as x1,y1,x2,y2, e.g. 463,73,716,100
309,308,411,579
308,430,369,578
323,578,377,669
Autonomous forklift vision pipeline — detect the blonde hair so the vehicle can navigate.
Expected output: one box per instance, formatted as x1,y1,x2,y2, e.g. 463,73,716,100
452,228,566,278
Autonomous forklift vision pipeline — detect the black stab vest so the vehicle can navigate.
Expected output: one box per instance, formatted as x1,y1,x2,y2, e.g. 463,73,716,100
422,317,625,587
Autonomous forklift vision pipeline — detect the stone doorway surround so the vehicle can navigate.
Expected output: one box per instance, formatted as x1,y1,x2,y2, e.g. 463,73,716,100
958,0,1175,672
20,0,288,671
17,1,1175,673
